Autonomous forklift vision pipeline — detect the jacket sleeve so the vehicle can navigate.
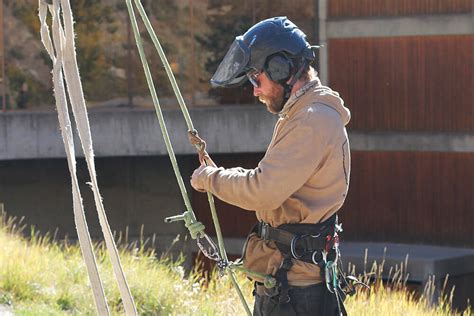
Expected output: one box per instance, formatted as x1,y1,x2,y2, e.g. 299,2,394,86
198,112,330,211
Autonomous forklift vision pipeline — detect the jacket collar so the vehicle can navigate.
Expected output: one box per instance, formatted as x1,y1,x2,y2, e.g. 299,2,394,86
279,79,321,118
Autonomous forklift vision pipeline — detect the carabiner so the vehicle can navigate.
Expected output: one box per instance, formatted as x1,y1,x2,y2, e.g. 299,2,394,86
311,249,325,265
325,261,335,293
290,234,307,259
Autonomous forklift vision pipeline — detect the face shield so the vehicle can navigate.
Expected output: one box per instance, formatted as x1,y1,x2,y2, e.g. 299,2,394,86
210,36,251,87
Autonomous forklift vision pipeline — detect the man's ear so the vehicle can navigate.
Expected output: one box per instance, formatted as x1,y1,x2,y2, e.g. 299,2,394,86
264,53,293,83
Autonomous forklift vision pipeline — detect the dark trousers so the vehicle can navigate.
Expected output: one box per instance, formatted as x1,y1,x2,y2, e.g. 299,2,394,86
253,283,340,316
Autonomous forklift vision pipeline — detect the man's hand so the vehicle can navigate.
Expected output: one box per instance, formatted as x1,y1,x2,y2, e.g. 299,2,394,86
191,164,210,192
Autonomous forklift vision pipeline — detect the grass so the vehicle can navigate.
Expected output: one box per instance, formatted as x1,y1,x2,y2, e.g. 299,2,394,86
0,211,471,315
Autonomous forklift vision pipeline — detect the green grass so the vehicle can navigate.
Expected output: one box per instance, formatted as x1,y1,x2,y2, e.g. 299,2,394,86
0,212,471,315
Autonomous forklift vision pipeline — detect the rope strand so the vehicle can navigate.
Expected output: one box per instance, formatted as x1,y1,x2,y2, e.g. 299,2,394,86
39,1,137,314
126,1,251,314
38,2,109,314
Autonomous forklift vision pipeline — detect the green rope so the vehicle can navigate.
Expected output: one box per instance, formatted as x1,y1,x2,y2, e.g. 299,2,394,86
125,1,251,314
132,0,229,256
230,263,277,288
125,0,196,225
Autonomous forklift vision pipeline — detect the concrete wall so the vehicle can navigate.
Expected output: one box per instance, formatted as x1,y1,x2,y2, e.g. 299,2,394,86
0,154,200,266
0,107,275,265
0,156,192,238
0,106,277,160
1,107,471,161
1,107,471,245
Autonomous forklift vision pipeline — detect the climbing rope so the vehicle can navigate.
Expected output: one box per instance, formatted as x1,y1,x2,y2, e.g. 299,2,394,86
39,0,273,314
125,1,273,314
38,1,137,315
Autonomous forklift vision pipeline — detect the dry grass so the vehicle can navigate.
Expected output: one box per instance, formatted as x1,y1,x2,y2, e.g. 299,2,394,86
0,212,471,315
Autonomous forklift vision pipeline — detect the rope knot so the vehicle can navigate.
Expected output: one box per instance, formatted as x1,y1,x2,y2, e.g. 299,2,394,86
188,130,206,153
188,130,216,167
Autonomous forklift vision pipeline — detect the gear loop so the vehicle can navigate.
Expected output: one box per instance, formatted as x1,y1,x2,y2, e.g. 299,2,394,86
290,234,308,259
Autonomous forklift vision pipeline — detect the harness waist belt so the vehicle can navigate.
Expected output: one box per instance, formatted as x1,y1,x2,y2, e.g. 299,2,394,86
254,214,338,265
257,222,327,252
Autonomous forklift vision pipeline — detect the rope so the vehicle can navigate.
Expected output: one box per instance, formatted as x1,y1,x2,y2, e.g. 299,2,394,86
39,1,137,315
125,1,252,314
38,2,109,314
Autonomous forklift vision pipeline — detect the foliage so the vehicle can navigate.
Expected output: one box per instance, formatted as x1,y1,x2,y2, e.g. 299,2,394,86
196,2,255,104
9,0,41,36
0,211,472,315
69,0,118,101
344,258,472,316
0,212,254,315
6,64,54,108
2,0,322,107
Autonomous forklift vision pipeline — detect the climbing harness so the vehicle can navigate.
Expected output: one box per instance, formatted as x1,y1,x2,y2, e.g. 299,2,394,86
253,214,367,315
38,1,137,315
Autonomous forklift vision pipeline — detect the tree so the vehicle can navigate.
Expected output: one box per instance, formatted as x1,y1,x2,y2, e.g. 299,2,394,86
196,2,255,105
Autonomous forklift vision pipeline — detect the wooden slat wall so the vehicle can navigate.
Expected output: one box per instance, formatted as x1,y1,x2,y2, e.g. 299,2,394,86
329,35,474,132
191,151,474,247
328,0,473,18
339,151,474,247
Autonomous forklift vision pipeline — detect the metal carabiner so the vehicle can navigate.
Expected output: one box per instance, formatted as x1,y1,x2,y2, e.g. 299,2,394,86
312,249,328,266
290,234,307,259
196,233,221,262
325,260,336,293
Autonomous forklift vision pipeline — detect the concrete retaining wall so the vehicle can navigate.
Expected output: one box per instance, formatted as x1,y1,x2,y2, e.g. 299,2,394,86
1,107,472,161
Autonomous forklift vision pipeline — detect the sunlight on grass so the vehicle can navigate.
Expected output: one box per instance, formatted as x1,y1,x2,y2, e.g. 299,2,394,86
0,211,471,315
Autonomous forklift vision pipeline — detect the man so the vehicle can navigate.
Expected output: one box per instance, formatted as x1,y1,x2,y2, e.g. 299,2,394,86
190,17,351,315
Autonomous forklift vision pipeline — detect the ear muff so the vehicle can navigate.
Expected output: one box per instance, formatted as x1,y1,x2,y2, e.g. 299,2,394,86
263,53,293,83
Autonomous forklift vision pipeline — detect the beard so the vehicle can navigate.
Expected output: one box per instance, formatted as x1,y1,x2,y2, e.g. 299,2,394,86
258,86,285,114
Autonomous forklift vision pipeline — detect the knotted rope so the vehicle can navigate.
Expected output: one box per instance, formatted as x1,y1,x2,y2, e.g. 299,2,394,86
38,1,137,315
125,1,255,314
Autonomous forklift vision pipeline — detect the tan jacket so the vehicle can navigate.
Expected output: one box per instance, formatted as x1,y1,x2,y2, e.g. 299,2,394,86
193,80,351,286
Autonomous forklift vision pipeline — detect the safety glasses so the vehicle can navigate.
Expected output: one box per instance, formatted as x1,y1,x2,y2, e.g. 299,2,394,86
246,70,261,88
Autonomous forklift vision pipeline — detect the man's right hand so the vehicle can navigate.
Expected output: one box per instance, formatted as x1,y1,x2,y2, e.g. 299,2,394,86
191,164,210,192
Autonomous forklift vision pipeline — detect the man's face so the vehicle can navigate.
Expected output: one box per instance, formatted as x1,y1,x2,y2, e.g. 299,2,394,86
251,72,285,114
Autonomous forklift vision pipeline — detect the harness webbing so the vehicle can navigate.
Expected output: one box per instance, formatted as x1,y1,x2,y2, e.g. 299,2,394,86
125,1,251,314
38,1,137,315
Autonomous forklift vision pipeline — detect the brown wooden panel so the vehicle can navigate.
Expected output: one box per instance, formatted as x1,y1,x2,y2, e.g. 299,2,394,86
329,36,474,132
328,0,473,18
192,151,474,248
339,151,474,247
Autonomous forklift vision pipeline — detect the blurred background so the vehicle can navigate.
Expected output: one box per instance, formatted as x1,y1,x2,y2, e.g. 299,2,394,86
0,0,323,110
0,0,472,311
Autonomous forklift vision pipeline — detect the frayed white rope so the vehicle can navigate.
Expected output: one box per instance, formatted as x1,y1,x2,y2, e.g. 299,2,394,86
58,1,137,313
39,1,137,315
38,1,109,315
